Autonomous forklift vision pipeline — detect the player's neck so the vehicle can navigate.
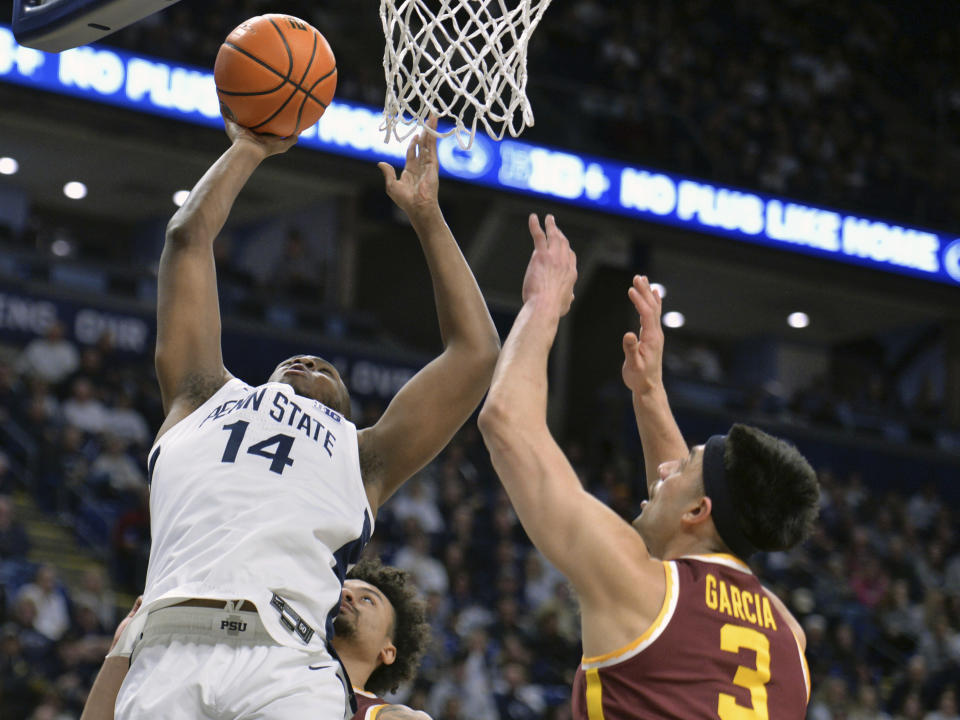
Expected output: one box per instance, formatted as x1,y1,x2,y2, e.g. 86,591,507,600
659,532,722,561
338,650,375,691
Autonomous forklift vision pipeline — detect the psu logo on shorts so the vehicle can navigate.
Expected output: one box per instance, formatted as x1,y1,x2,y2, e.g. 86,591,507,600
220,617,248,635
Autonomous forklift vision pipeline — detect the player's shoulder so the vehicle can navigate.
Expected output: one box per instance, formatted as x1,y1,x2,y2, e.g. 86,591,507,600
762,585,806,650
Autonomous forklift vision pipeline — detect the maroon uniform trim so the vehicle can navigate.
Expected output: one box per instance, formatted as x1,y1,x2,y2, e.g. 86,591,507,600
353,688,389,720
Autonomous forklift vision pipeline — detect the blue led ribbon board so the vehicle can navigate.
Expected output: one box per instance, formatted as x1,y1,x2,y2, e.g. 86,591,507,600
1,24,959,287
13,0,182,53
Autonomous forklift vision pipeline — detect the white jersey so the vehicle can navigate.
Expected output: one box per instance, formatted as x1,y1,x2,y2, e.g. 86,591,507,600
141,378,373,650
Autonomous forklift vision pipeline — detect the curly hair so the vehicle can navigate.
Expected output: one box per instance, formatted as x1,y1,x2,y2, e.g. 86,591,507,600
346,558,430,696
724,423,820,552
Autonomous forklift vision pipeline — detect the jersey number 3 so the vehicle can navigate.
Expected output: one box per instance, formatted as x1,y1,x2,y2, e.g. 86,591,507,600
221,420,295,475
718,624,771,720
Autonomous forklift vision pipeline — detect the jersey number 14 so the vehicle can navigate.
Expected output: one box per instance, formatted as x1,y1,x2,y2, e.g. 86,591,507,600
220,420,295,474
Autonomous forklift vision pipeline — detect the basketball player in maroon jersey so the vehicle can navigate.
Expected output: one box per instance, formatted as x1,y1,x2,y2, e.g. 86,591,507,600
81,559,431,720
479,215,819,719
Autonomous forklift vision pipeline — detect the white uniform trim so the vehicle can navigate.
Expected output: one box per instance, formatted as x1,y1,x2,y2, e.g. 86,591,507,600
581,561,680,671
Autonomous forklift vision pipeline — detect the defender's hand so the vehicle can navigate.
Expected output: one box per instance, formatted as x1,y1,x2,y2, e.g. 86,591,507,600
522,214,577,317
378,117,441,225
622,275,664,396
223,115,300,158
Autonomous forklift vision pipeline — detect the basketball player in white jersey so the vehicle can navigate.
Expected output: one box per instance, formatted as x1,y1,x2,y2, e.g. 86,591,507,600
112,116,499,719
83,560,432,720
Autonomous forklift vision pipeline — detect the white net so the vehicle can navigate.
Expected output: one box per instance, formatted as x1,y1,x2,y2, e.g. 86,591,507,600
380,0,553,150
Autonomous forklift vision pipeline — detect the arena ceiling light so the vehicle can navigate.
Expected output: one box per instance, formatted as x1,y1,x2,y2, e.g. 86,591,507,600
650,282,667,299
663,311,685,328
172,190,189,207
63,181,87,200
51,238,72,257
787,312,810,329
0,156,18,175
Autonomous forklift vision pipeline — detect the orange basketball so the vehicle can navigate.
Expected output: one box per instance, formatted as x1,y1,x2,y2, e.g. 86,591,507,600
214,14,337,137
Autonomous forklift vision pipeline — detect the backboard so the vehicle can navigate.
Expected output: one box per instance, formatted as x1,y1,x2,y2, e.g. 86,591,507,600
13,0,183,52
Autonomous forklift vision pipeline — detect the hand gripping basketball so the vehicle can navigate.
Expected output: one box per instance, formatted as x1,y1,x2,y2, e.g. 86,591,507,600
215,14,337,137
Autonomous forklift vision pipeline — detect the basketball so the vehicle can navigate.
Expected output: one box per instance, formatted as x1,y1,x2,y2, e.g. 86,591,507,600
214,14,337,137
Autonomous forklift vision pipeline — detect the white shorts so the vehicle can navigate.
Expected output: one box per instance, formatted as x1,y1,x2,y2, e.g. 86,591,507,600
115,605,350,720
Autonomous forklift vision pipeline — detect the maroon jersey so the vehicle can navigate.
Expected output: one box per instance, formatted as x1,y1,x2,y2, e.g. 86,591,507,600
353,688,390,720
572,555,810,720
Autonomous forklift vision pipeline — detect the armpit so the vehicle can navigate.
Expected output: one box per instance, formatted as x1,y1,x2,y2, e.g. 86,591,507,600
179,371,228,408
358,442,384,484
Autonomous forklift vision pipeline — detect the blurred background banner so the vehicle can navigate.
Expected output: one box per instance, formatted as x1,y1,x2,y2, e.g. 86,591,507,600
4,24,959,288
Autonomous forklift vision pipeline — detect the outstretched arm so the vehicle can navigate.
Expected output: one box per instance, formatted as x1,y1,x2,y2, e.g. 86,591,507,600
154,120,298,437
79,597,141,720
358,121,500,513
478,216,663,656
621,275,689,496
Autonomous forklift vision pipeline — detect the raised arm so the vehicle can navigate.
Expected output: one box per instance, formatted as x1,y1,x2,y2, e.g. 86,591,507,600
154,120,297,436
357,121,500,513
478,216,663,656
621,275,689,496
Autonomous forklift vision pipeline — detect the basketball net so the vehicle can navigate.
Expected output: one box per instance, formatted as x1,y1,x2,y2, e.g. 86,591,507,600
379,0,553,150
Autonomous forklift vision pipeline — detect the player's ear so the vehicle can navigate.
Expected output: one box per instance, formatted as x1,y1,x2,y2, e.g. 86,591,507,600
379,641,397,667
681,495,712,527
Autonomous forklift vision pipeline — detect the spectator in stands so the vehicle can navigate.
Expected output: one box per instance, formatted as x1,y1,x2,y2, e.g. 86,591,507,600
0,621,41,717
849,683,891,720
61,378,108,436
0,361,23,422
390,475,445,535
16,322,79,386
809,675,852,720
888,654,937,716
17,379,61,436
88,435,146,501
494,661,546,720
394,521,449,595
926,688,960,720
62,347,110,400
8,594,54,670
426,649,497,720
72,567,115,632
103,390,151,450
0,453,15,497
111,486,150,593
16,564,70,642
0,495,30,560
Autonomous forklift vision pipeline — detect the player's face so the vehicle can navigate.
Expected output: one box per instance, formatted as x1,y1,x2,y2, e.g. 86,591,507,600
332,579,397,662
268,355,351,417
632,446,705,558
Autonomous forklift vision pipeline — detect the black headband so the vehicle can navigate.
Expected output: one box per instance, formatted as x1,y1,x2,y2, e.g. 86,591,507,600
702,434,758,559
